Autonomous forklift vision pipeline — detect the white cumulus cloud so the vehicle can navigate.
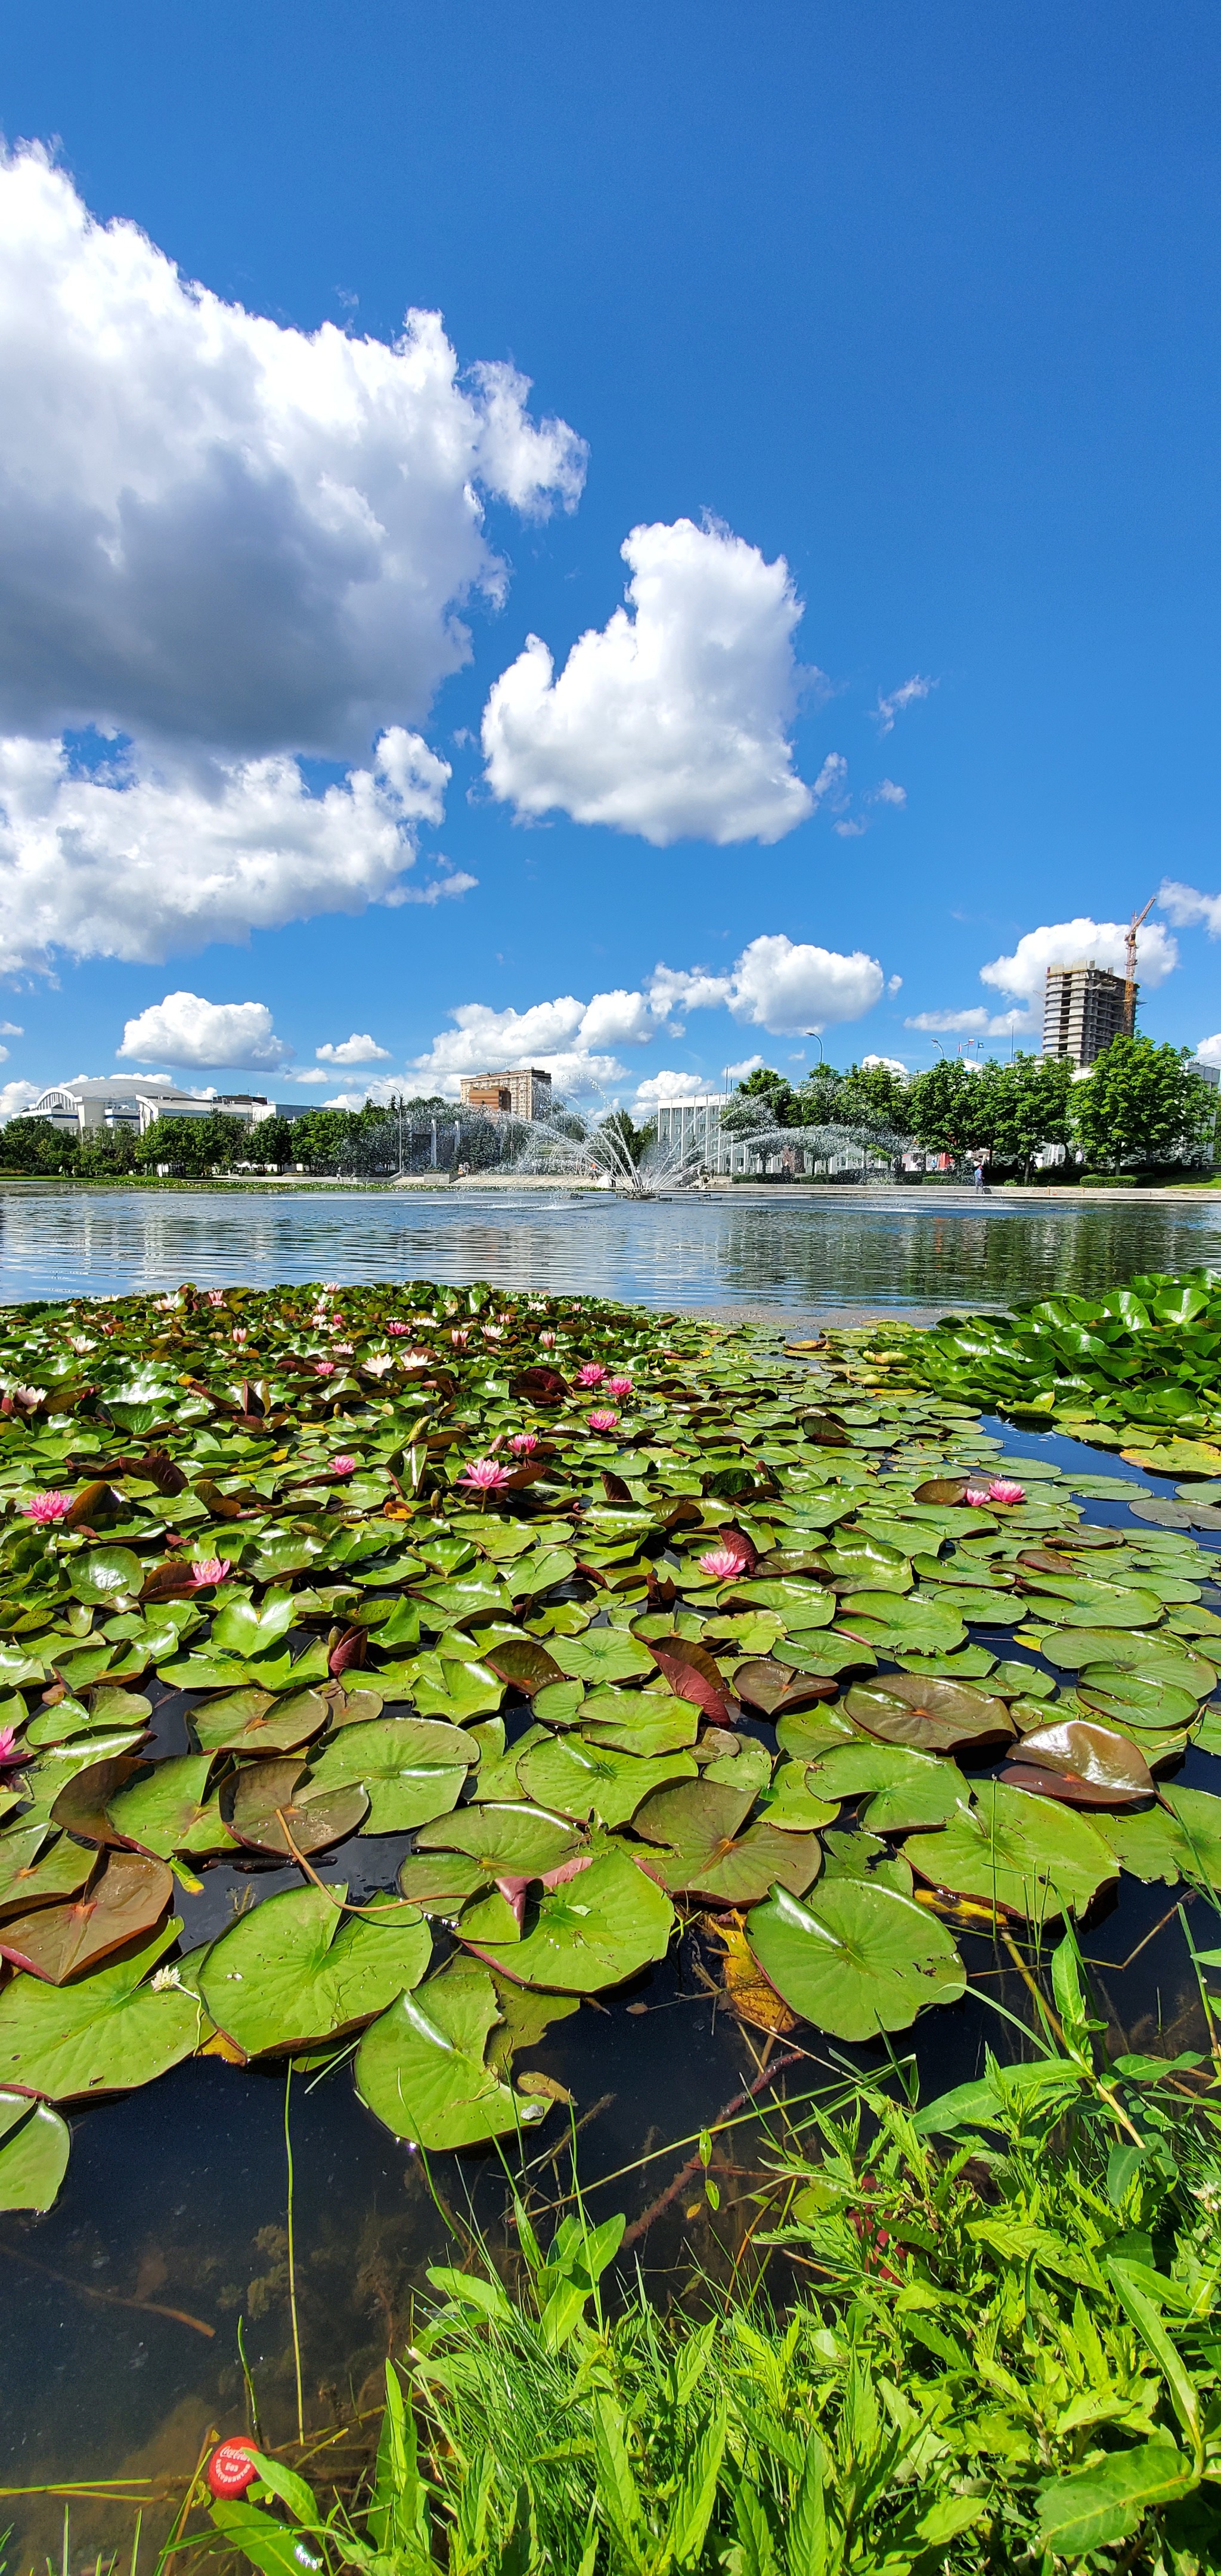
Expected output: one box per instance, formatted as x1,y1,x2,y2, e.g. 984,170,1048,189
0,727,463,972
1159,880,1221,937
1195,1034,1221,1067
118,990,291,1068
0,1078,40,1121
410,993,628,1099
723,1054,766,1080
981,916,1179,1002
315,1033,392,1065
0,145,585,763
861,1053,910,1076
633,1070,714,1108
482,518,817,847
724,934,884,1033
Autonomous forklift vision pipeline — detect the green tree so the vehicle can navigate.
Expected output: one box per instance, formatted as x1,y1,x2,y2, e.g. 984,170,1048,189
134,1112,247,1175
905,1058,983,1158
292,1109,353,1173
0,1117,80,1174
836,1061,910,1134
984,1052,1076,1180
249,1116,298,1170
1070,1036,1216,1171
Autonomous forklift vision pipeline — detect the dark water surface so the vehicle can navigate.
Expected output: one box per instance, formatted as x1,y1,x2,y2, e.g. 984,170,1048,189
1,1180,1220,1316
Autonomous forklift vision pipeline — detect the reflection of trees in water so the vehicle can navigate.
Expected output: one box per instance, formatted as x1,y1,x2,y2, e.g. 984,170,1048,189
0,1183,1219,1306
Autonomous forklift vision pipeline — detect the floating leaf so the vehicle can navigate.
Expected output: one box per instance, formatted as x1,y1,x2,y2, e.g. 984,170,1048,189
844,1677,1013,1755
1003,1719,1154,1802
0,1918,209,2099
732,1657,839,1717
67,1548,144,1608
49,1752,150,1846
391,1651,506,1722
0,1826,94,1918
579,1693,699,1755
756,1762,839,1832
631,1777,822,1904
483,1638,566,1695
0,1849,173,1981
308,1716,476,1832
192,1687,329,1755
228,1757,369,1857
906,1782,1118,1921
105,1754,238,1857
462,1842,675,1991
746,1879,965,2040
0,2087,71,2211
516,1733,697,1826
414,1802,585,1876
549,1629,656,1685
200,1884,430,2056
357,1963,547,2148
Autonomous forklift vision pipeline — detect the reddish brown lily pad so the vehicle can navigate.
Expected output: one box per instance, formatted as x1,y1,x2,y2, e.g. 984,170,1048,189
0,1850,173,1982
733,1657,839,1717
844,1677,1014,1756
644,1635,733,1725
227,1758,369,1858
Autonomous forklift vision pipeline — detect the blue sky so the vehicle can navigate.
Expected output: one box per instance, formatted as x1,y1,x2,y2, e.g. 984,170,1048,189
0,1,1218,1113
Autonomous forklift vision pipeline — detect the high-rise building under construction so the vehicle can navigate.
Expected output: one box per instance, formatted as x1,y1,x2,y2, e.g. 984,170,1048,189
1042,962,1129,1067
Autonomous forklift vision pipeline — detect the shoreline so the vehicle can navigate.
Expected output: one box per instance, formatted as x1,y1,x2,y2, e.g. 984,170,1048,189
0,1173,1219,1202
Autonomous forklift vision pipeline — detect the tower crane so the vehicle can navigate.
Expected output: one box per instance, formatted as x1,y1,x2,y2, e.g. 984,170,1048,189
1124,897,1156,1038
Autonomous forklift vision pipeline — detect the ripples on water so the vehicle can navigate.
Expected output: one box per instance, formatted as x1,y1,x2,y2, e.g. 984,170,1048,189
1,1181,1220,1313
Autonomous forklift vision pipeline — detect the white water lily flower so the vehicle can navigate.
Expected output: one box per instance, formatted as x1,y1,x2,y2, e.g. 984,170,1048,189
150,1966,184,1992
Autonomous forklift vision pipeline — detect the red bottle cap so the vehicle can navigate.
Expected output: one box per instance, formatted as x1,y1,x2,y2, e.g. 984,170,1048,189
207,2439,259,2499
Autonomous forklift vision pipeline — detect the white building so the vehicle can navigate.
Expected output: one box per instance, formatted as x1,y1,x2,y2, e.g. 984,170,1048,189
26,1080,308,1136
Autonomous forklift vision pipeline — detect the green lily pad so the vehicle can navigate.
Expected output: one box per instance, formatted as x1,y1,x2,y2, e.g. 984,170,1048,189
1039,1632,1216,1695
67,1548,144,1609
0,2088,71,2211
389,1651,506,1722
0,1826,94,1918
414,1802,585,1876
579,1690,700,1755
837,1595,968,1653
355,1964,546,2149
819,1825,913,1894
1075,1670,1200,1731
104,1754,238,1858
516,1732,697,1826
906,1782,1118,1922
746,1879,965,2040
210,1592,296,1657
548,1629,657,1684
1095,1788,1221,1889
774,1706,861,1759
308,1716,476,1831
199,1884,430,2056
631,1776,822,1904
805,1741,972,1834
0,1918,210,2099
724,1580,837,1625
192,1687,330,1755
461,1842,675,1991
0,1849,173,1982
756,1762,841,1832
1018,1578,1163,1627
532,1679,587,1728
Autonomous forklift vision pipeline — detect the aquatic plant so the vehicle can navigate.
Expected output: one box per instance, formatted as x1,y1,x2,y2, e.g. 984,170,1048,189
0,1276,1219,2222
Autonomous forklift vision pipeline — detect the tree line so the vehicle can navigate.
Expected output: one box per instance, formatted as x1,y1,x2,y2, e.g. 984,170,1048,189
0,1095,516,1179
722,1037,1217,1177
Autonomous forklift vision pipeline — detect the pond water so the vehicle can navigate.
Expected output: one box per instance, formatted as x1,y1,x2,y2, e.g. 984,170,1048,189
1,1180,1221,1317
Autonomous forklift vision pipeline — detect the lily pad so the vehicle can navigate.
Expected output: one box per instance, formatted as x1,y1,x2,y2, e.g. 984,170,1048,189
906,1782,1118,1922
392,1651,506,1722
746,1879,965,2040
0,1917,209,2099
308,1716,476,1831
192,1687,330,1756
199,1884,430,2056
844,1677,1013,1755
104,1755,238,1858
515,1732,697,1826
355,1965,547,2149
548,1629,656,1685
228,1757,370,1857
579,1691,700,1754
0,1849,173,1982
67,1548,144,1609
0,1826,95,1918
414,1802,585,1876
1076,1670,1200,1732
482,1638,566,1696
631,1777,823,1904
756,1762,841,1832
462,1842,675,1991
1003,1720,1154,1803
1095,1790,1221,1889
0,2088,71,2211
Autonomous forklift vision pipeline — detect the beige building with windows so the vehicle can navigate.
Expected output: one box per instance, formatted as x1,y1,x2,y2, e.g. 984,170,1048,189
1042,962,1129,1067
27,1080,306,1136
458,1067,553,1120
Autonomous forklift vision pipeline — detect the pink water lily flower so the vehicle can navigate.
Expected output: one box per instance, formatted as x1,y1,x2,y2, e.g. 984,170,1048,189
386,1320,411,1335
207,1290,226,1307
189,1557,233,1588
510,1431,539,1455
450,1327,470,1347
481,1324,504,1339
0,1725,24,1766
330,1455,357,1477
22,1490,73,1525
587,1408,619,1432
962,1487,994,1508
699,1545,748,1580
606,1376,634,1398
458,1457,513,1495
231,1328,248,1344
575,1363,606,1387
314,1359,337,1378
988,1478,1026,1506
